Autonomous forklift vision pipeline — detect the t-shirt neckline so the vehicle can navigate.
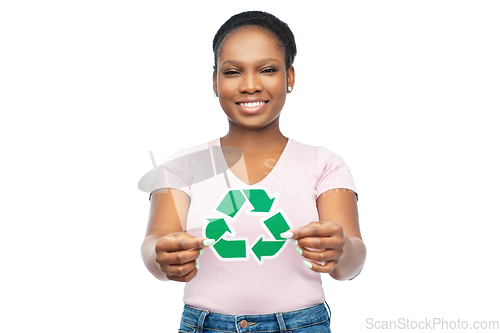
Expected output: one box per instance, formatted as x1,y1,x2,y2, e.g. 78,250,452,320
214,137,294,187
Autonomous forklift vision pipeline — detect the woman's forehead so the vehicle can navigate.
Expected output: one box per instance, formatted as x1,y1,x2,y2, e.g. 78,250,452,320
217,26,284,65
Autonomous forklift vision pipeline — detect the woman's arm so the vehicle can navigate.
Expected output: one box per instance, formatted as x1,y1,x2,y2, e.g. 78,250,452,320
317,188,366,281
141,188,210,282
282,188,366,281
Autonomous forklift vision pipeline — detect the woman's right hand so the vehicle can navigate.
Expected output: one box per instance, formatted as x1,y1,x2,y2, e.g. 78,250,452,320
155,232,215,282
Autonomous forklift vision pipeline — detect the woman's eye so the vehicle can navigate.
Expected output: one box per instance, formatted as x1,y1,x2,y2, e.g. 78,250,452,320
262,68,277,73
223,70,239,75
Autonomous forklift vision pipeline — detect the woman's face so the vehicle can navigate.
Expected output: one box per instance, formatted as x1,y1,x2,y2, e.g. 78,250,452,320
213,26,294,132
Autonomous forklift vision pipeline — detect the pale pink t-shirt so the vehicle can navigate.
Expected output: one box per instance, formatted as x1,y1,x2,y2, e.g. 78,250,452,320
150,138,357,314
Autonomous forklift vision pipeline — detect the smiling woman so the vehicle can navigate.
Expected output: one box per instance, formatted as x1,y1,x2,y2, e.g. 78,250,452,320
214,25,293,131
141,10,366,333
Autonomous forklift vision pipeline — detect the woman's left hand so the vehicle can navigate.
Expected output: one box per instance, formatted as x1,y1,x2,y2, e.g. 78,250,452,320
282,221,346,273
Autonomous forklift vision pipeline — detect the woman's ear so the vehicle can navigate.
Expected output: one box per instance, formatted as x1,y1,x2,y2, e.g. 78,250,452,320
213,68,218,97
287,66,295,92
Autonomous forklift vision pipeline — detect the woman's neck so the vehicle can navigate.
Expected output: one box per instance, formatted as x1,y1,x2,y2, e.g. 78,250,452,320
220,122,288,154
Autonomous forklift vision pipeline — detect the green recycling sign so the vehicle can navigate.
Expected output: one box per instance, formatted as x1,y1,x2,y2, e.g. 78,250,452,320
203,188,292,264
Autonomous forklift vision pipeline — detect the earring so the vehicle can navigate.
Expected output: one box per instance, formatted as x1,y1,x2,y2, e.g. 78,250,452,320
287,86,292,92
214,91,218,97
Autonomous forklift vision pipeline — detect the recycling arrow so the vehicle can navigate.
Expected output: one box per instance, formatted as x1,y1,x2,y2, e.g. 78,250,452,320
263,212,289,241
252,238,285,261
243,189,275,213
251,212,290,262
206,217,246,259
205,188,291,263
205,218,230,241
212,238,247,259
216,189,246,218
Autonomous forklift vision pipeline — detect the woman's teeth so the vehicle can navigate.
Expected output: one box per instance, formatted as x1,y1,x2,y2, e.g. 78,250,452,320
239,101,266,108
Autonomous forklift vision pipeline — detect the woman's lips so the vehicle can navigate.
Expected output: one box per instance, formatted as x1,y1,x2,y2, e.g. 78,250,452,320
236,101,268,115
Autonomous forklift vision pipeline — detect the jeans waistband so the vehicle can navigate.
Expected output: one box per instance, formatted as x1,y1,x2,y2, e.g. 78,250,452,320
180,302,331,332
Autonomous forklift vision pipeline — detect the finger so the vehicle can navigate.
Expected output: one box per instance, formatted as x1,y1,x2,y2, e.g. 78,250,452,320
280,221,343,240
178,266,199,282
167,265,198,282
157,248,203,265
303,260,336,273
297,235,346,250
166,260,198,280
157,236,216,252
298,247,339,263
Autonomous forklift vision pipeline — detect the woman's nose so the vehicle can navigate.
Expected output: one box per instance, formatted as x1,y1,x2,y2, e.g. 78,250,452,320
239,72,262,94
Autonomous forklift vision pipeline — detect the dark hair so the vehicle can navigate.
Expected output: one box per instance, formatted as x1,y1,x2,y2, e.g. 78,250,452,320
212,11,297,71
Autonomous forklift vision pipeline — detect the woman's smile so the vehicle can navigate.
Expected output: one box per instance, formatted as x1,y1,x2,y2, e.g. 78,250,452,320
236,99,269,114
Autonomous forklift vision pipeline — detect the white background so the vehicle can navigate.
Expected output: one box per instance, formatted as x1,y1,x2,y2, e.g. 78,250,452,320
1,0,499,332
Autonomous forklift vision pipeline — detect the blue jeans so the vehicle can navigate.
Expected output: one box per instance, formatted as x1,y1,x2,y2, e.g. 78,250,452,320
178,302,331,333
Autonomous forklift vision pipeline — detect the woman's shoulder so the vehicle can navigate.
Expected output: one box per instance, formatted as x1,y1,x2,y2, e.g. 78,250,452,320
155,139,217,167
289,138,344,162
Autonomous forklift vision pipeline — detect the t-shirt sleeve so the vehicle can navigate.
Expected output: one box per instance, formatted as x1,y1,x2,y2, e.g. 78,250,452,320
315,146,357,200
148,148,191,200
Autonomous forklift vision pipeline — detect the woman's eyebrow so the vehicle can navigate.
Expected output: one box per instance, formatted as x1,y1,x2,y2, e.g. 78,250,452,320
221,58,280,66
